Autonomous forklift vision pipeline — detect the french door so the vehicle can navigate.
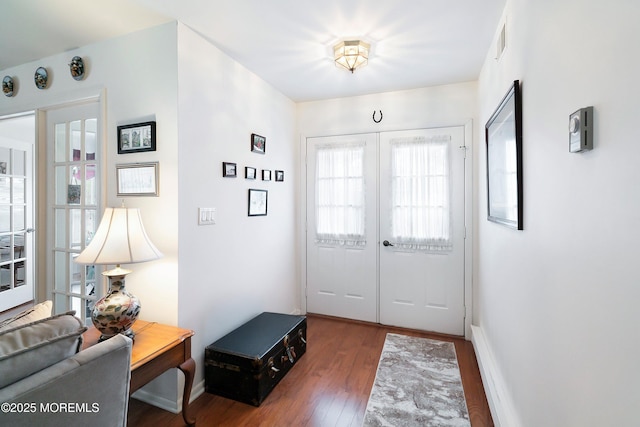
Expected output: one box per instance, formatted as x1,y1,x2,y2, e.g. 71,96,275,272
305,133,378,322
45,102,102,325
0,114,35,313
306,127,466,335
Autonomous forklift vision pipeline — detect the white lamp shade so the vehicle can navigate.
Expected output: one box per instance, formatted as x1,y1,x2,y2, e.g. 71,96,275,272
75,207,163,265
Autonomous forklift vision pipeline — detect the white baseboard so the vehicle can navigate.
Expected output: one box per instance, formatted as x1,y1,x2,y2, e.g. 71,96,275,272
470,325,521,427
131,379,206,414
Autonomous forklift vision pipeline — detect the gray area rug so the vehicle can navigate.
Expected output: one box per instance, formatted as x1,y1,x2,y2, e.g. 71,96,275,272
363,333,470,426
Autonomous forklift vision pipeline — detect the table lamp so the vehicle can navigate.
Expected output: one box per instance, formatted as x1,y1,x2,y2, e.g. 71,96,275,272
75,207,162,341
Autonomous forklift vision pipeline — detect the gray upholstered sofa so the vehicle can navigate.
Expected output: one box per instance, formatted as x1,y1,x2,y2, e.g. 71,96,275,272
0,303,132,427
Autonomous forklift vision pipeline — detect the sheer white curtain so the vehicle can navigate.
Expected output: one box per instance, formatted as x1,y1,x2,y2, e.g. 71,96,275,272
315,142,366,246
390,135,452,252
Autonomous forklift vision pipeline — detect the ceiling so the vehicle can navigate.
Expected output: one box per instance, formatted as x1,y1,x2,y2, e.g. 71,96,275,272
0,0,506,102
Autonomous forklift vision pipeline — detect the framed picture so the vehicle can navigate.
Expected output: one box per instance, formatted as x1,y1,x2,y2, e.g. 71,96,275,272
485,80,523,230
262,169,271,181
245,166,256,179
275,170,284,182
223,162,237,177
248,189,268,216
116,162,159,196
117,121,156,154
251,133,266,154
67,184,81,204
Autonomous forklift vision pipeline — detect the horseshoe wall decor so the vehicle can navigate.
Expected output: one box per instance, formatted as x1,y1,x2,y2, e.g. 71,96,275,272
372,110,383,123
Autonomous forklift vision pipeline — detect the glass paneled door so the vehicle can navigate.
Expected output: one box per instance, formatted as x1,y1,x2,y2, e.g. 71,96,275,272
306,133,378,322
306,127,467,335
379,127,466,335
46,102,101,325
0,114,35,313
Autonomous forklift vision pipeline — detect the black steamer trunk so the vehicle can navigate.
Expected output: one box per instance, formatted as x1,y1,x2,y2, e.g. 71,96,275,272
205,312,307,406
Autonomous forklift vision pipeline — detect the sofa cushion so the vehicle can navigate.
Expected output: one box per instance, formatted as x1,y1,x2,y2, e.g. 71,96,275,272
0,300,53,332
0,311,87,388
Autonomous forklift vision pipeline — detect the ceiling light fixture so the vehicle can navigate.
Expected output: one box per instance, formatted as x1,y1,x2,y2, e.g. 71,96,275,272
334,40,370,73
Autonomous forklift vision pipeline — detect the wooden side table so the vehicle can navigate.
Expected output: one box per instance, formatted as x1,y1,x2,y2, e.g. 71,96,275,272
83,320,196,426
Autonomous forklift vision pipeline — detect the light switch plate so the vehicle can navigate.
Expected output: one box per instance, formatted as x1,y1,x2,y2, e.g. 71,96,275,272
198,207,216,225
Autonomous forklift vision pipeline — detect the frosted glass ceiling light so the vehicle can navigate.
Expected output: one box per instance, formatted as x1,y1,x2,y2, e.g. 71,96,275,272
334,40,370,73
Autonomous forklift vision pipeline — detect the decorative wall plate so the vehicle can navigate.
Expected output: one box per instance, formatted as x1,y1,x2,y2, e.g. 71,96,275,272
69,56,85,81
2,76,14,97
34,67,48,89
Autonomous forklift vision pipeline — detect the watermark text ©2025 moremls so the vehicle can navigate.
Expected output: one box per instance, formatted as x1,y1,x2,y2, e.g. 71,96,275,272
1,401,100,414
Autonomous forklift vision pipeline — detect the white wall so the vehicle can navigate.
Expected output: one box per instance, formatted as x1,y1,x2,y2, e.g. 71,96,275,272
298,82,477,137
474,1,640,426
175,23,299,400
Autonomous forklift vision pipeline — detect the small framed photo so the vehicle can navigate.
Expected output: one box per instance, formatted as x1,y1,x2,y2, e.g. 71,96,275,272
275,170,284,182
262,169,271,181
223,162,237,177
245,166,256,179
116,162,159,197
117,121,156,154
251,133,266,154
248,189,268,216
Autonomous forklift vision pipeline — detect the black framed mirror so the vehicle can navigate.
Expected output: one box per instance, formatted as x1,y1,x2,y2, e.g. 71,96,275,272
485,80,523,230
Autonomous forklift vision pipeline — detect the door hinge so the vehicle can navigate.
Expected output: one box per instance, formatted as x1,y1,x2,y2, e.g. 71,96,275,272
459,145,468,158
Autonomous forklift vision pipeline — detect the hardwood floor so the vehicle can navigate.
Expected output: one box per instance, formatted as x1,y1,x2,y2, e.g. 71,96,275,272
128,314,493,426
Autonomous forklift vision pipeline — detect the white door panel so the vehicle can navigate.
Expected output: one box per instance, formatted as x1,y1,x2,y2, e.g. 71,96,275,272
379,127,465,335
306,133,377,323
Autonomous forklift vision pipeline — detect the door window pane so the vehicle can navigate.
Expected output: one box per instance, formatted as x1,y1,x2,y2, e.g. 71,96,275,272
13,178,25,203
390,136,452,251
68,167,81,205
0,206,9,233
69,209,81,250
13,205,24,231
55,123,66,162
85,119,97,161
85,164,97,205
55,166,67,205
0,262,9,291
15,260,25,287
315,142,366,246
85,209,97,246
14,233,25,259
70,120,81,161
54,209,66,248
0,177,9,203
12,150,25,176
0,235,10,262
54,251,67,291
0,148,9,175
